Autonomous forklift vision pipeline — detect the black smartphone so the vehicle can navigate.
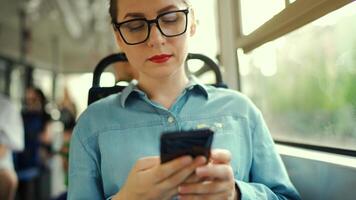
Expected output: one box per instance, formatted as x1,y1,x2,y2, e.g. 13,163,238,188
160,129,214,163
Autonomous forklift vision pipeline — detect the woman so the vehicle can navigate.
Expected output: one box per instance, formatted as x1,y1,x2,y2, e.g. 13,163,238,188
68,0,301,199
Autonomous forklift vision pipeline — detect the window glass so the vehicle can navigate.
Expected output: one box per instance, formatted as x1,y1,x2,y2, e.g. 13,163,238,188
188,0,219,83
189,0,219,60
238,2,356,150
56,72,115,116
10,66,24,106
240,0,285,35
33,68,54,99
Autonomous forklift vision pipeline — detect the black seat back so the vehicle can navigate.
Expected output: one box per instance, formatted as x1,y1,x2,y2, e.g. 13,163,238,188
88,53,226,105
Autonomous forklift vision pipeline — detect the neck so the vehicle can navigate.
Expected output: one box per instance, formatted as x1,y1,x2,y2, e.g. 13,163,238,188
138,72,189,109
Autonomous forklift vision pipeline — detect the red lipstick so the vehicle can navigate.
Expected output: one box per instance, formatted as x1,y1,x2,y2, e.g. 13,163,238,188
148,54,172,63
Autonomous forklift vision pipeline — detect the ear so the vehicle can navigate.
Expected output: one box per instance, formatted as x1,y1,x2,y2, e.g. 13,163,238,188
189,9,197,36
190,21,196,36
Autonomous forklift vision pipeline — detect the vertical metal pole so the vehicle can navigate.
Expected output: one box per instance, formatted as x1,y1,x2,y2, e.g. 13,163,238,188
51,36,60,101
19,8,26,63
217,0,241,91
19,4,33,89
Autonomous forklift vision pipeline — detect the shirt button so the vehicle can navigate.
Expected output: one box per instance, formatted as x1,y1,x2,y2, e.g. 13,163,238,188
167,116,175,123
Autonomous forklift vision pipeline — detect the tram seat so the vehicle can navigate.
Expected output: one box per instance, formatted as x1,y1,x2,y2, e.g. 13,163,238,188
88,53,227,105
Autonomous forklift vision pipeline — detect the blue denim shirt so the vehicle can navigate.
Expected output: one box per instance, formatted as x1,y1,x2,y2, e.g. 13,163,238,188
68,77,300,200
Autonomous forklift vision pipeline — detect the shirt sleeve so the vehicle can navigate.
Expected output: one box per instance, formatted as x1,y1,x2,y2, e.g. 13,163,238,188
68,124,104,200
236,110,301,200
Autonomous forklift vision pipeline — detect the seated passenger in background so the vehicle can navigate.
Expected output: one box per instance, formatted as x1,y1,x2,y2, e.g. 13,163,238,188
69,0,301,199
0,93,24,200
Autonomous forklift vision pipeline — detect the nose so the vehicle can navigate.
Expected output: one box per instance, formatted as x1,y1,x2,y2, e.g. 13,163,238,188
147,24,166,47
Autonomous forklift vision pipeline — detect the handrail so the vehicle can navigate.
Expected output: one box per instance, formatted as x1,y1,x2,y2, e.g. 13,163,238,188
275,139,356,157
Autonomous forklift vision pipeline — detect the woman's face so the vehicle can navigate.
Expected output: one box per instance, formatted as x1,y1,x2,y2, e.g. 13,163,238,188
25,88,42,111
114,0,196,81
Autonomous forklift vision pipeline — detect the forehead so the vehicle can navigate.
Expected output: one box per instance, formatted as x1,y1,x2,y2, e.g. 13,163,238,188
117,0,187,19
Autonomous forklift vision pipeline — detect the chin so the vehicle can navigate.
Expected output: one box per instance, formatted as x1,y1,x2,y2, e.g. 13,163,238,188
146,67,182,80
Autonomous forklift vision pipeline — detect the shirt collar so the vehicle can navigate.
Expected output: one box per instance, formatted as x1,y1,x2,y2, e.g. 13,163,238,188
185,75,209,98
120,76,209,108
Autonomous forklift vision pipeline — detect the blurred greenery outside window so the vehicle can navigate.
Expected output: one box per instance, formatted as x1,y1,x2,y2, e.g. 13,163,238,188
238,3,356,150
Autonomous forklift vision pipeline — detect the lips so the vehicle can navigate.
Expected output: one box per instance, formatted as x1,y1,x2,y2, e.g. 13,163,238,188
148,54,172,63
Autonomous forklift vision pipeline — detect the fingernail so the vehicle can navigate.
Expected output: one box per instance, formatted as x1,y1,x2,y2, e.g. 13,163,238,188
199,156,207,163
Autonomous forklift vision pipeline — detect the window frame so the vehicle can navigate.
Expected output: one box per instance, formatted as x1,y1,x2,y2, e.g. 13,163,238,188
231,0,356,156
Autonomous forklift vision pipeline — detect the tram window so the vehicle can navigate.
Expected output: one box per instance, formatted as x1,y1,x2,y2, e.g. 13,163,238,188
33,68,54,98
238,3,356,150
187,0,219,84
240,0,285,35
57,72,115,115
10,66,24,105
189,0,219,62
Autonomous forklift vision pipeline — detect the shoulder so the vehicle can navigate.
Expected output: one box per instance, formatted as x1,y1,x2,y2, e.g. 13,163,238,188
200,86,263,129
206,86,259,112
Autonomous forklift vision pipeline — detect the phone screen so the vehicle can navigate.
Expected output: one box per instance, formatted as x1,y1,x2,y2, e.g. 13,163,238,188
160,129,214,163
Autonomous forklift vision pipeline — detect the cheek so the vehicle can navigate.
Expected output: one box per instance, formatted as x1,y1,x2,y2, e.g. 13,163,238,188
171,36,189,60
123,48,144,67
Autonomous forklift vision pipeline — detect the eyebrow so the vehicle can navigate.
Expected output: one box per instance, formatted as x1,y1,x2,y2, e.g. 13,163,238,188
123,5,179,19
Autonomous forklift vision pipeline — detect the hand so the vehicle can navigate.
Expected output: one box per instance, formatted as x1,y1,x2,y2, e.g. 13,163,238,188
178,149,240,200
113,155,207,200
0,144,8,158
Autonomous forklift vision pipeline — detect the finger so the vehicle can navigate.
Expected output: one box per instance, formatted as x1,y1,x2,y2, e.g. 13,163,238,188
154,156,193,182
210,149,231,164
157,156,206,189
195,164,233,180
179,180,232,195
179,191,232,200
162,187,179,200
183,174,203,184
135,156,160,171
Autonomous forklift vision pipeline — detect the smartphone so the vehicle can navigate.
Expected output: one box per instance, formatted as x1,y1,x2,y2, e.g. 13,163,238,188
160,129,214,163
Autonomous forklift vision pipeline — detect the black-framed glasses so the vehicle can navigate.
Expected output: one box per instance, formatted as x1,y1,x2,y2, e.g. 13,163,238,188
113,9,189,45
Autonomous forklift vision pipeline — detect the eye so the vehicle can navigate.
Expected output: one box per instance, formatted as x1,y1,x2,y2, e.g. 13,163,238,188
122,20,146,32
160,12,179,23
